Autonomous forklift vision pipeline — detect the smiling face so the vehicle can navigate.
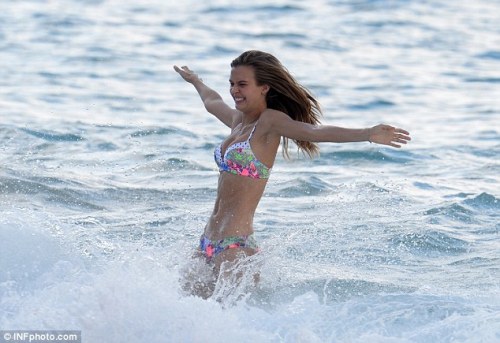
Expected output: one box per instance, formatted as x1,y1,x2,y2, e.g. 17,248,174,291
229,66,269,114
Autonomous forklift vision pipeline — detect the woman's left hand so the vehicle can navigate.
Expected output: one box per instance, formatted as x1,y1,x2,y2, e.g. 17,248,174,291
369,124,411,148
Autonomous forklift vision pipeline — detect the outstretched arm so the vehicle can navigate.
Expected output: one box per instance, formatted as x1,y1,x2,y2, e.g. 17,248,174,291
266,109,411,148
173,65,238,128
366,124,411,148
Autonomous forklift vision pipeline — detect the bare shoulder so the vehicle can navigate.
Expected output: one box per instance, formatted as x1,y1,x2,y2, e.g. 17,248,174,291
259,108,300,132
262,108,288,118
256,109,291,142
259,108,319,141
259,108,289,127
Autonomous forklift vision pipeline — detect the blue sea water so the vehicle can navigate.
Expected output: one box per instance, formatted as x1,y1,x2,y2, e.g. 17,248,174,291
1,0,499,342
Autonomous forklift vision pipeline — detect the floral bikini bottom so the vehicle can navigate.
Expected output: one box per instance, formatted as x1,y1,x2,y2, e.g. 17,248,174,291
199,234,259,261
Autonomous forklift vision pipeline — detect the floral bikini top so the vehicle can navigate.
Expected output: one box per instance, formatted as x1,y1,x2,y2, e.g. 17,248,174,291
214,124,271,179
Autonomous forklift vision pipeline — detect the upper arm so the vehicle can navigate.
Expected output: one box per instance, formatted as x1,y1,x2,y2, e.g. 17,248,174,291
204,98,240,128
266,109,320,141
265,109,369,144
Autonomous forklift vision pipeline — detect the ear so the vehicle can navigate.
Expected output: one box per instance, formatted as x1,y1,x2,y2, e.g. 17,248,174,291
261,84,270,95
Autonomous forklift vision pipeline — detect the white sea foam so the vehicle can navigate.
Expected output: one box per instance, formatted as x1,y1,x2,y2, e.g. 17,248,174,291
1,211,498,343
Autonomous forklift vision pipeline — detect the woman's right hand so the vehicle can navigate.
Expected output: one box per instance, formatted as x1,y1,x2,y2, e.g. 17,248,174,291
173,65,202,84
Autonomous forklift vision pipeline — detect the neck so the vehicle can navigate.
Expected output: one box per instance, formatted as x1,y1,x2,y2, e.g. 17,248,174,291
241,106,266,126
241,117,258,127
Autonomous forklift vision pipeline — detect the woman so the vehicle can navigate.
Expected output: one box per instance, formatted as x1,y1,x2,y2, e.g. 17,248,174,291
174,50,411,298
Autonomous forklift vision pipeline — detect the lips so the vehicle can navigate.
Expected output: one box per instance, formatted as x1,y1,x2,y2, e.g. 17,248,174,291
234,97,245,106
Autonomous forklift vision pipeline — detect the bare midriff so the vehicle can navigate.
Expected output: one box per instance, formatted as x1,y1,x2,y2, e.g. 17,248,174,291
204,171,268,241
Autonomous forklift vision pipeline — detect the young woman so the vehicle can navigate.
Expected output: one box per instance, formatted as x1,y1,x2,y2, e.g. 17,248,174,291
174,50,411,298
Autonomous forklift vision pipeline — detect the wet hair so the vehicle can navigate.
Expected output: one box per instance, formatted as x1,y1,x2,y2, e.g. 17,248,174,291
231,50,322,158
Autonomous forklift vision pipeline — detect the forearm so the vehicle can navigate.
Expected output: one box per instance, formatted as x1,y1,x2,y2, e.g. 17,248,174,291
190,79,223,108
313,125,371,143
313,124,411,148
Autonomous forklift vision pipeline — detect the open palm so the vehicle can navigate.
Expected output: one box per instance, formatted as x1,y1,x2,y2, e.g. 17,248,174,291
369,124,411,148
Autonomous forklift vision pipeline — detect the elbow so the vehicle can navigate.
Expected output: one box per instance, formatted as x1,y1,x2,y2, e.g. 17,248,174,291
309,125,331,142
203,100,214,113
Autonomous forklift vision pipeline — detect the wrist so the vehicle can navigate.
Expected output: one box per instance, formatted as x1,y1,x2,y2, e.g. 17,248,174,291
365,128,373,143
191,78,206,92
191,77,203,86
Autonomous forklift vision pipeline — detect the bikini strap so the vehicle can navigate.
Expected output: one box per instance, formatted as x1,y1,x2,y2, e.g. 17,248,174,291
247,123,258,142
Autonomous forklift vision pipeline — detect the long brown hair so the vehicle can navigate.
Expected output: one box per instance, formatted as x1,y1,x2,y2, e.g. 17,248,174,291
231,50,322,158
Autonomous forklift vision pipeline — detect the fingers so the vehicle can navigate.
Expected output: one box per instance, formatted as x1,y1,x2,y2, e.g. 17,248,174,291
173,65,201,84
393,138,408,146
173,65,185,74
173,65,192,74
371,124,411,148
389,134,410,148
395,133,411,141
393,127,411,144
395,127,410,136
390,132,410,146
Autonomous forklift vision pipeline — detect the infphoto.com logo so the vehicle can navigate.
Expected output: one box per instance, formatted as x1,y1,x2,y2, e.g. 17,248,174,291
0,331,81,343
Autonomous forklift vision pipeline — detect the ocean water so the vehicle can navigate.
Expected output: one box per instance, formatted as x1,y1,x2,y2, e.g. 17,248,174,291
1,0,499,342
